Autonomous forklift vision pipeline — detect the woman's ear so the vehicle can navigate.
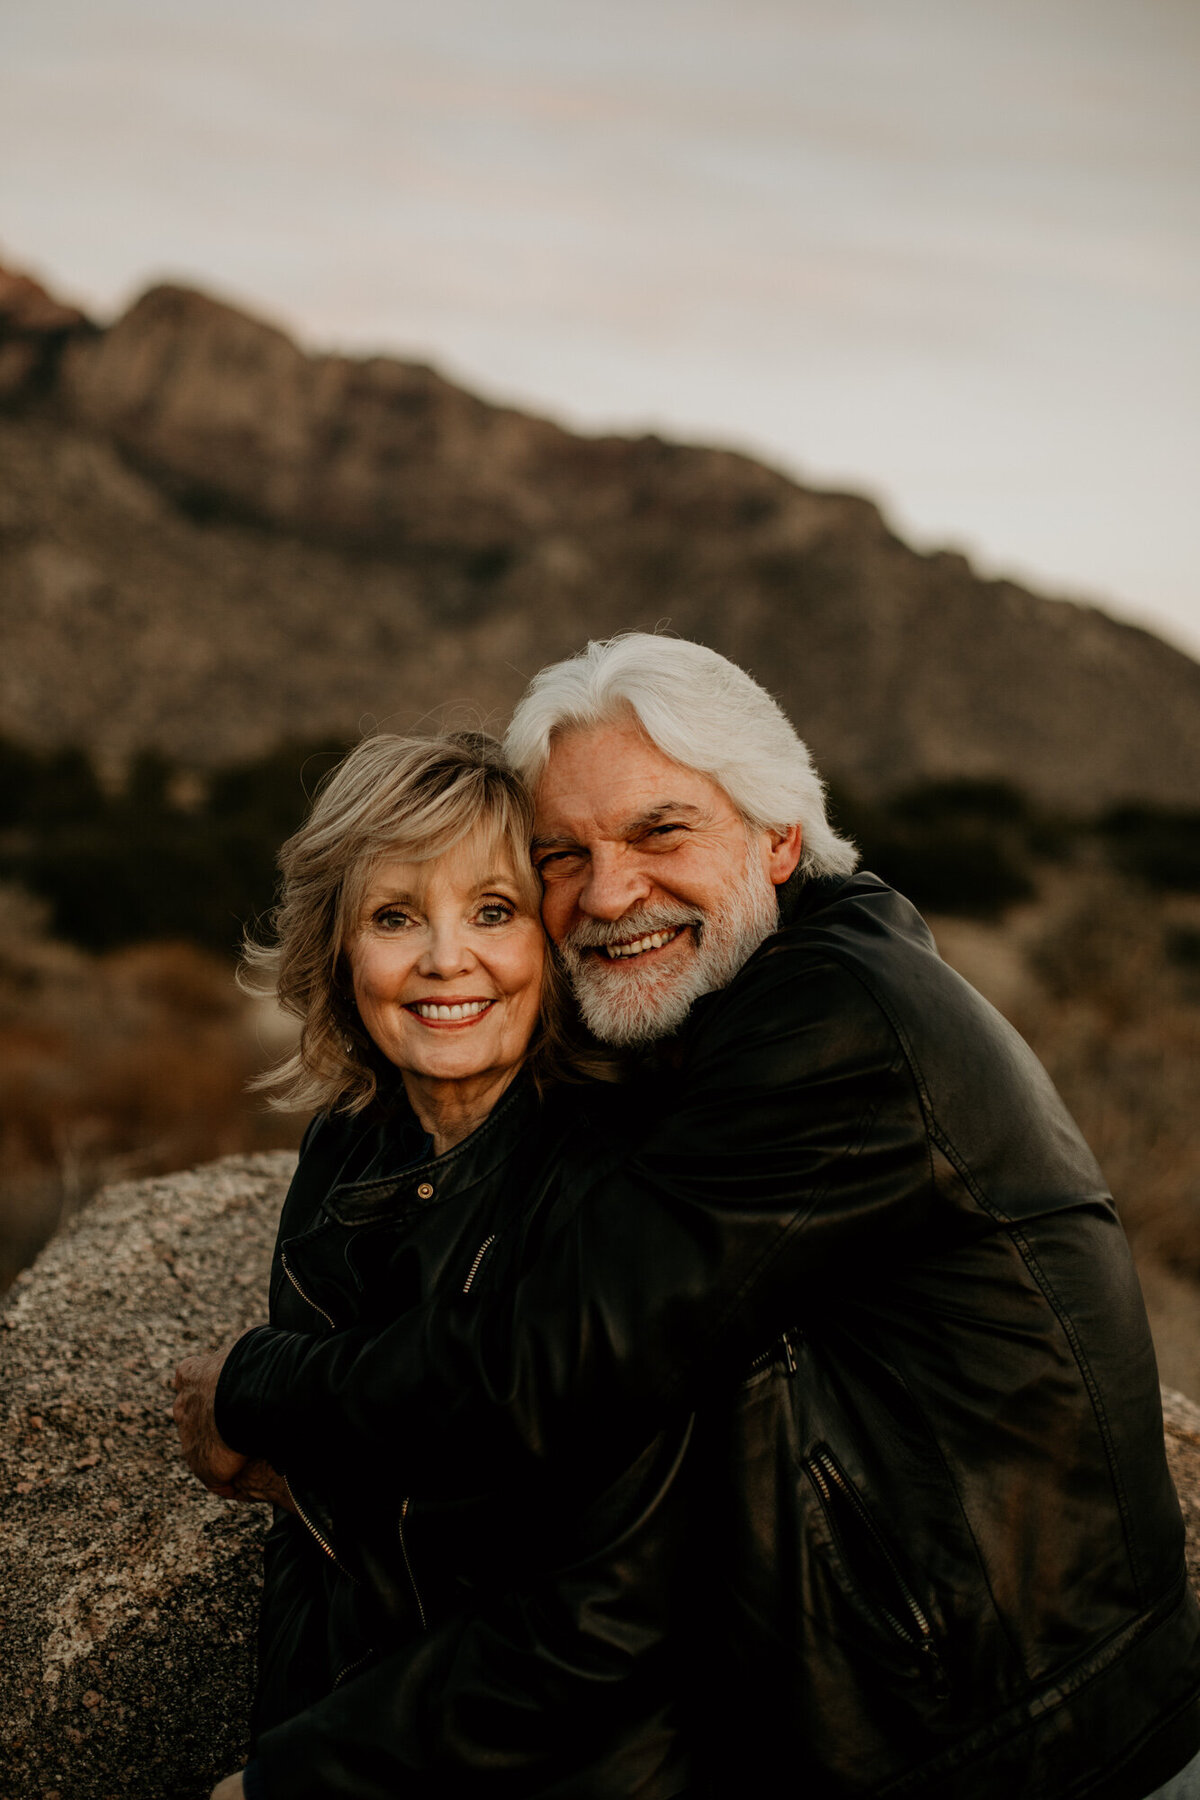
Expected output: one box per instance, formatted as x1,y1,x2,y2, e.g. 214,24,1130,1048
766,823,804,886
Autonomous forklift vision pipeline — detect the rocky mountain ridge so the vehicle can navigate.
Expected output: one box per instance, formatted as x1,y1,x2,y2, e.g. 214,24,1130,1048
2,264,1199,807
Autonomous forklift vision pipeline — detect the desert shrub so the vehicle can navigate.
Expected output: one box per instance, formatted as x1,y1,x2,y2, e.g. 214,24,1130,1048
0,923,303,1290
1096,805,1200,892
828,778,1044,918
1,736,347,955
1015,877,1200,1281
1166,926,1200,971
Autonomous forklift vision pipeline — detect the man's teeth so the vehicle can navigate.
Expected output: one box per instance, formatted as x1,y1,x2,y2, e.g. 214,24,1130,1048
601,927,683,961
412,1001,493,1021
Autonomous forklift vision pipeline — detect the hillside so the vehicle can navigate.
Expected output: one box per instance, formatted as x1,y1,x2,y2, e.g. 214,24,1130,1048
2,266,1199,808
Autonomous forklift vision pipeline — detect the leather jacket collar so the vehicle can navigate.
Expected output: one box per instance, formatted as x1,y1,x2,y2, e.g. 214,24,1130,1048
322,1074,543,1226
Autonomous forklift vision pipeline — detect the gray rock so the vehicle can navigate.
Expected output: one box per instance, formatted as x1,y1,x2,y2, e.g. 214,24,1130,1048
0,1154,292,1799
3,1156,1199,1797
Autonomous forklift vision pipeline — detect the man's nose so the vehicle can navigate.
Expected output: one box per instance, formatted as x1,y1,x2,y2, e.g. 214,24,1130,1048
577,848,652,921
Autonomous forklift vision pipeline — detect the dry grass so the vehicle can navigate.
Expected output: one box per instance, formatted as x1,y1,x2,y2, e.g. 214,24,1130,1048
0,887,303,1289
930,867,1200,1403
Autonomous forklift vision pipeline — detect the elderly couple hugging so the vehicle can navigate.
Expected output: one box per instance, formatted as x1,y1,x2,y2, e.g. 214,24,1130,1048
173,634,1200,1800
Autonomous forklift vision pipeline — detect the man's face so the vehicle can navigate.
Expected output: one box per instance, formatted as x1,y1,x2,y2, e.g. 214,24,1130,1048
532,717,802,1045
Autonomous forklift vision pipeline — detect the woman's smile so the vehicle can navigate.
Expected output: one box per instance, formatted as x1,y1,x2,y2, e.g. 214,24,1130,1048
406,997,496,1024
346,830,545,1142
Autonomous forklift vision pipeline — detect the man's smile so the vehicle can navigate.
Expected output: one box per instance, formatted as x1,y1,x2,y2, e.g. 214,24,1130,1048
596,926,688,962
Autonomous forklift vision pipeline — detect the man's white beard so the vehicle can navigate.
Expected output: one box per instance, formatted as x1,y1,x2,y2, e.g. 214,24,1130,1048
556,847,781,1047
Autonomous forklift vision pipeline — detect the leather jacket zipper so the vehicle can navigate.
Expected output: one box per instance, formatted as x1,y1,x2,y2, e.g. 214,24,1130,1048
462,1233,497,1295
283,1474,356,1582
399,1496,428,1631
281,1249,335,1329
332,1647,375,1690
747,1327,800,1379
806,1446,949,1698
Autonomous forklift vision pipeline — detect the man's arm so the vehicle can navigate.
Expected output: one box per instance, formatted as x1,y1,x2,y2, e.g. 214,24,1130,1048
215,954,927,1494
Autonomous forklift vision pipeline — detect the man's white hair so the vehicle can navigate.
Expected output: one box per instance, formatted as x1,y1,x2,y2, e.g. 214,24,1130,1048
504,633,860,880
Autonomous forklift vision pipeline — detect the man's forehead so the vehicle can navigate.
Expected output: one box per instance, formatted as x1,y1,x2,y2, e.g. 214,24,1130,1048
533,725,731,837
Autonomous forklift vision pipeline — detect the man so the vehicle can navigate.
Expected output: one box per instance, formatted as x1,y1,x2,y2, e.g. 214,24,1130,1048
180,633,1200,1798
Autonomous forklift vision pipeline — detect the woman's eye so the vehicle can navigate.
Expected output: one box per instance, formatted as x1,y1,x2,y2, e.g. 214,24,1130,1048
375,908,413,931
477,903,514,926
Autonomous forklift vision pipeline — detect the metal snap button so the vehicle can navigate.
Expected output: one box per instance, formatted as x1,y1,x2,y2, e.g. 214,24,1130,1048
416,1181,434,1199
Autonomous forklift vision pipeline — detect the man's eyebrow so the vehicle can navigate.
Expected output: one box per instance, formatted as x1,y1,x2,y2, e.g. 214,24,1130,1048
625,801,703,833
531,802,702,852
530,832,580,853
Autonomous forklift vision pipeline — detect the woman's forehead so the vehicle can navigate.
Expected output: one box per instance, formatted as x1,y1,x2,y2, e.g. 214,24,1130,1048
360,826,529,898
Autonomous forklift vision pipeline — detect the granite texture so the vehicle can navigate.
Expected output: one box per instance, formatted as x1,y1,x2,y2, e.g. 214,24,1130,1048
0,1154,292,1799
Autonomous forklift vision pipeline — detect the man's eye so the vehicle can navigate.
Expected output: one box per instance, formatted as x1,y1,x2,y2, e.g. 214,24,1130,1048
646,824,685,842
535,850,584,879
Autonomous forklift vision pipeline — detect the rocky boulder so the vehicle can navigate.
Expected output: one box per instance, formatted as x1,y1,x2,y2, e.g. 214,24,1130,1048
0,1154,290,1799
1,1155,1199,1798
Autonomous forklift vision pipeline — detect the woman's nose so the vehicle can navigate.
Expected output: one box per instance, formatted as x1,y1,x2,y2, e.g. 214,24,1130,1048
417,925,475,978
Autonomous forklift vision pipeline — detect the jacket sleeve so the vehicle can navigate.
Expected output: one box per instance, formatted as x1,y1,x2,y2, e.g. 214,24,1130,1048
216,952,929,1491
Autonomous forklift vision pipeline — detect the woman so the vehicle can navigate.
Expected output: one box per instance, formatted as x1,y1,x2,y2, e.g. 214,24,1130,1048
202,732,694,1800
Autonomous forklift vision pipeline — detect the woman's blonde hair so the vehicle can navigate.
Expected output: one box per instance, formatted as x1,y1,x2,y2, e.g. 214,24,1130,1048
243,731,584,1116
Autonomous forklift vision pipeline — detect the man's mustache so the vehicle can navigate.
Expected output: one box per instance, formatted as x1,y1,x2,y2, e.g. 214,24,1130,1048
558,904,701,954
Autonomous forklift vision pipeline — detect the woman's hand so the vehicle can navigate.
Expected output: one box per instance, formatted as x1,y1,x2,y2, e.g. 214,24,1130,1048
173,1349,249,1496
210,1773,245,1800
231,1459,298,1513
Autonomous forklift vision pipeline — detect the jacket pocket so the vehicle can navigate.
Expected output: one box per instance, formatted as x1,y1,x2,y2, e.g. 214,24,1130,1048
803,1442,949,1698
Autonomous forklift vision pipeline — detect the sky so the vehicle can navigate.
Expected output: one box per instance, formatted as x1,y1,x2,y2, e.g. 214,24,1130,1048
2,0,1198,654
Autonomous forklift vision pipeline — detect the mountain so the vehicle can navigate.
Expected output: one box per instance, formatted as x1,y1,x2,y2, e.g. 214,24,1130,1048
2,265,1199,809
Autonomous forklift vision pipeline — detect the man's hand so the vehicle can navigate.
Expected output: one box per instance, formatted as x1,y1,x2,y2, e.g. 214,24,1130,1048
210,1772,245,1800
231,1458,298,1514
173,1350,248,1496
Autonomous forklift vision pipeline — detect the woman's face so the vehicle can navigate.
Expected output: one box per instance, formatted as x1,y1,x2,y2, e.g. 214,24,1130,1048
345,831,545,1097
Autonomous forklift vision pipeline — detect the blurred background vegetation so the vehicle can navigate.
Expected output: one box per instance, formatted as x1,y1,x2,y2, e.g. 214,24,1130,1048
4,733,1200,1396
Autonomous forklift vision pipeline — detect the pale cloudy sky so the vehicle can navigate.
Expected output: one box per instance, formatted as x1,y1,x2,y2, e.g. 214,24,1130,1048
3,0,1198,652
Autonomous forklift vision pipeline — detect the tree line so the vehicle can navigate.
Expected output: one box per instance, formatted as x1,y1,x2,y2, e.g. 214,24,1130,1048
3,736,1200,954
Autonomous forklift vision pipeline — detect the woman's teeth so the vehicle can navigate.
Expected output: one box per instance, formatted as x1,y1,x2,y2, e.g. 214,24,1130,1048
601,927,683,961
411,1000,493,1021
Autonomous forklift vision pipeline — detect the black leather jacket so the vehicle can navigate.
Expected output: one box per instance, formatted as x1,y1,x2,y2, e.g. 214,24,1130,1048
248,1077,695,1799
221,873,1200,1798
